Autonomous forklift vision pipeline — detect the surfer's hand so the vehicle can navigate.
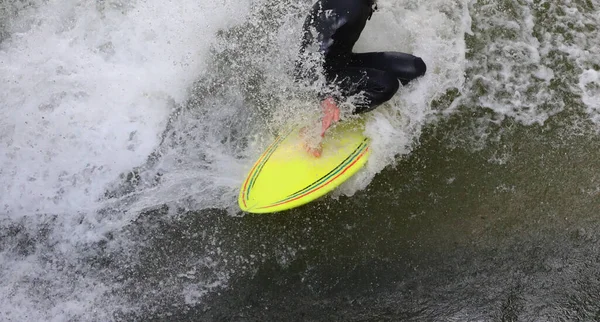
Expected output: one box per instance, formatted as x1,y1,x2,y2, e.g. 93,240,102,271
320,97,340,137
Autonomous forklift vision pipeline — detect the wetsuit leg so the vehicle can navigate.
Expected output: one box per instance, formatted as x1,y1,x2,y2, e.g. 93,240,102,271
327,67,400,114
325,52,426,114
350,52,427,85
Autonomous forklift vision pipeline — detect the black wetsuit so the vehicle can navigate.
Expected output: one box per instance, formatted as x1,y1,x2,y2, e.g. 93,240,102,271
296,0,427,114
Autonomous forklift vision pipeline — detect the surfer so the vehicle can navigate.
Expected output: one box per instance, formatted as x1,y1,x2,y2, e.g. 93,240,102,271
296,0,426,156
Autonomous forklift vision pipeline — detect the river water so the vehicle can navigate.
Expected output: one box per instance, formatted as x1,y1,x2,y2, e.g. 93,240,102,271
1,0,599,320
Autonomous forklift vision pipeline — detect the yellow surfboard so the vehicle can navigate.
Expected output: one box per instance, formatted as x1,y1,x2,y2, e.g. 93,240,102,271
239,117,371,214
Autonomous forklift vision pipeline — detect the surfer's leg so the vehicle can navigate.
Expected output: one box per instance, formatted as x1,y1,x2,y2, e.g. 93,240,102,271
328,67,399,114
349,52,426,86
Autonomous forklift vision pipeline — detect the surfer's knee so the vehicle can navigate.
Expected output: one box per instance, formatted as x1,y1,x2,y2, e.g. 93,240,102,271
399,56,426,86
354,73,399,114
378,72,400,101
414,57,427,78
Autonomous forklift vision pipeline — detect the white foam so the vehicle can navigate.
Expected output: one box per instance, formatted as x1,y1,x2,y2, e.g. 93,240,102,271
0,0,250,320
0,0,250,218
461,0,600,129
579,69,600,127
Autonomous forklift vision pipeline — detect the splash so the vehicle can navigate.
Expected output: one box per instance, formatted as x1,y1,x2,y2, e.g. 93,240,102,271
0,0,250,320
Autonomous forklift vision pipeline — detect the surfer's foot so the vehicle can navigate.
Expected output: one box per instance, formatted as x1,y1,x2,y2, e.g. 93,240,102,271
304,142,323,158
299,126,323,158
